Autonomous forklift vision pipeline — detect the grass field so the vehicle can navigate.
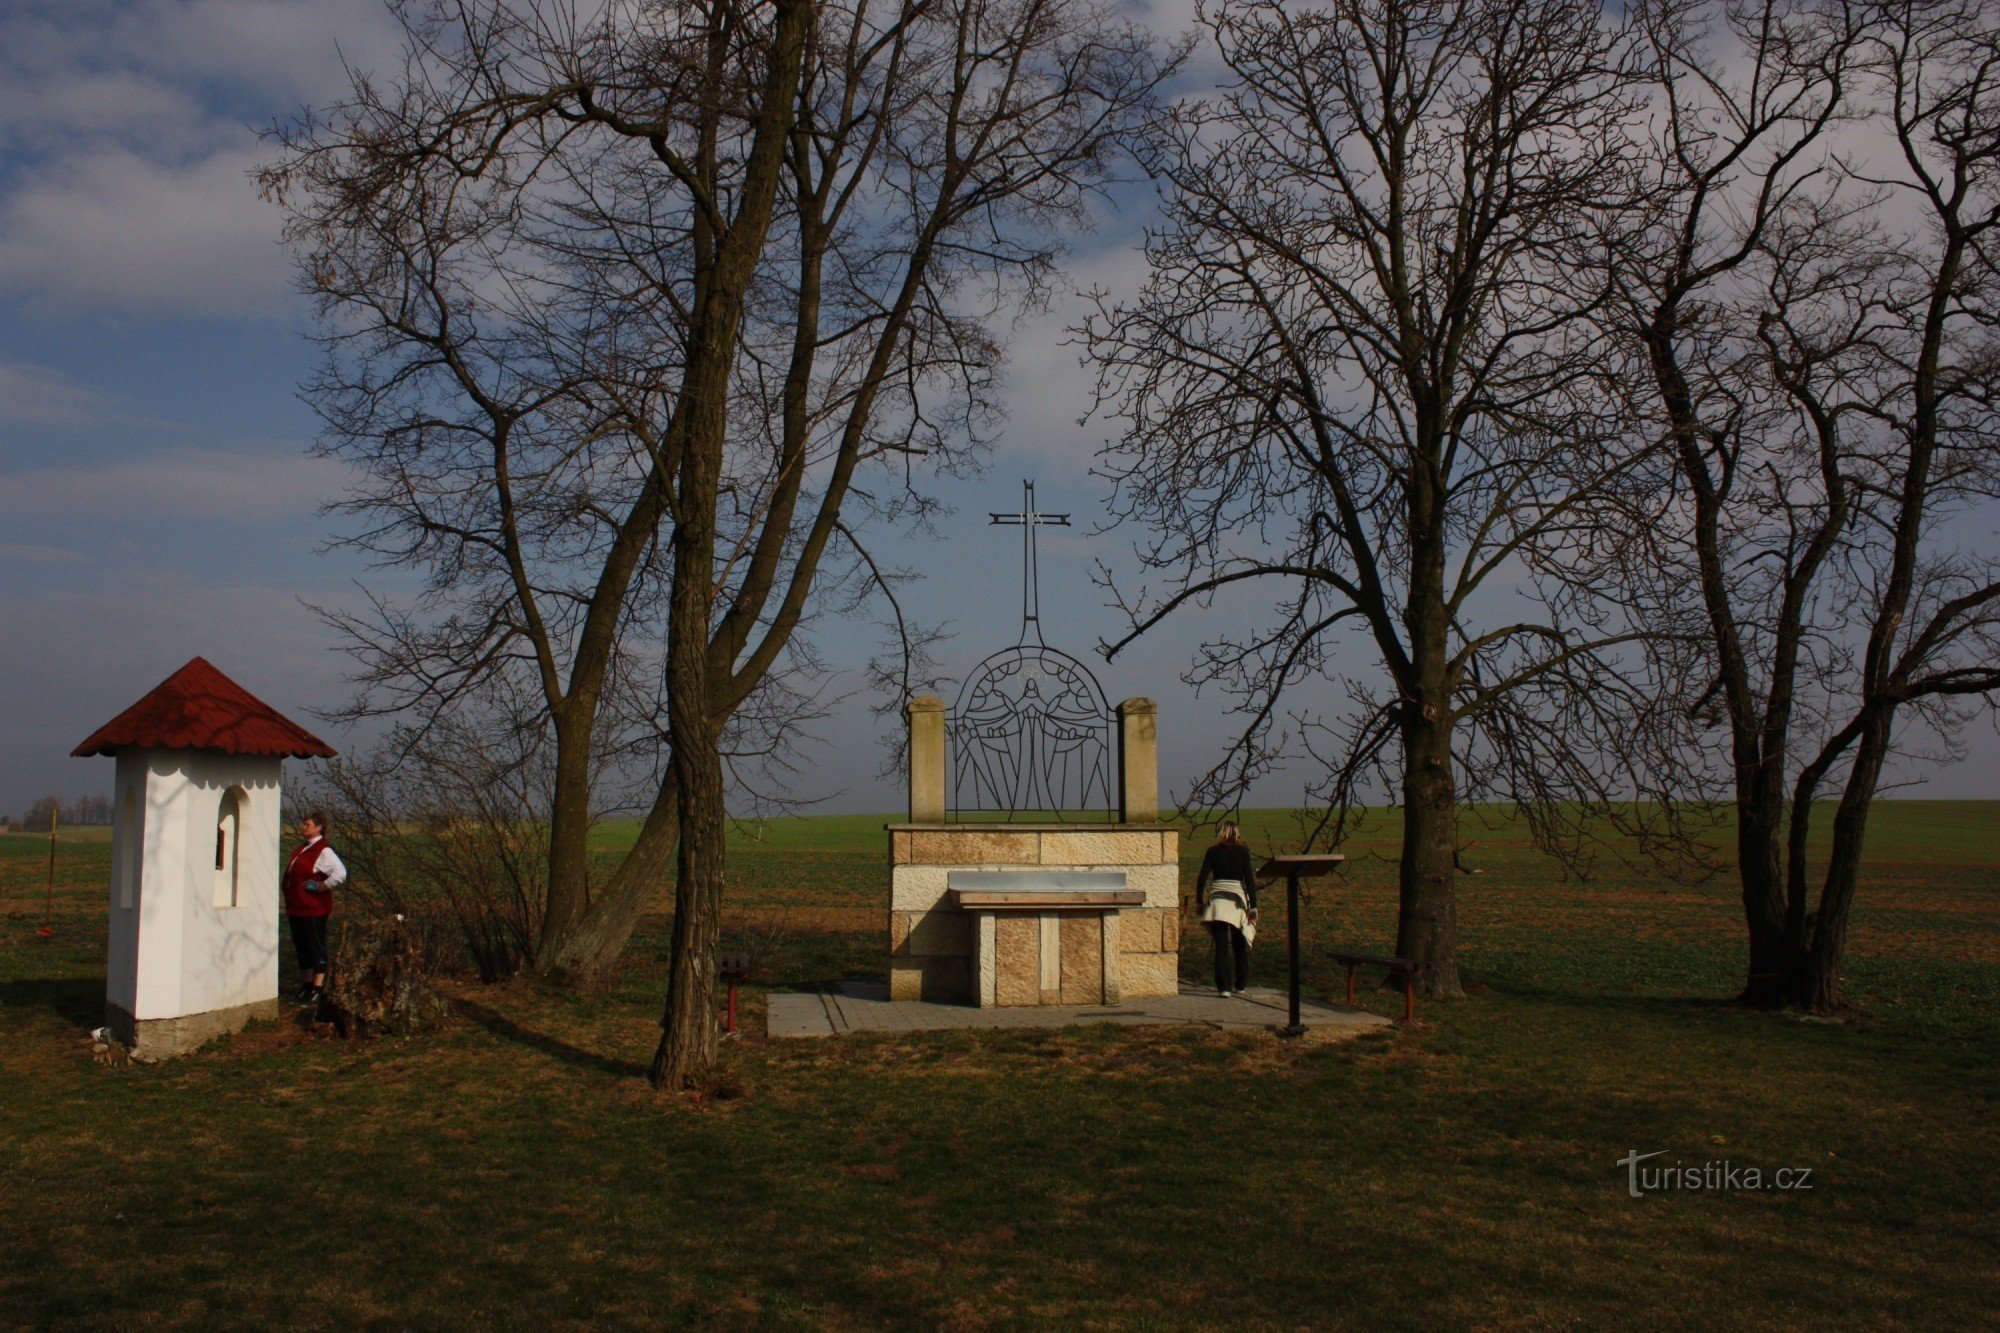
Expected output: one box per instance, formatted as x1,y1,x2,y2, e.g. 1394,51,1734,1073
2,803,1996,1327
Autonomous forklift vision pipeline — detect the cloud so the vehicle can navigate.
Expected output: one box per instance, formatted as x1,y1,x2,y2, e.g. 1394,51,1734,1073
0,0,406,319
0,70,215,158
0,542,91,567
102,0,405,107
0,362,119,429
0,1,402,122
0,144,291,317
0,444,341,522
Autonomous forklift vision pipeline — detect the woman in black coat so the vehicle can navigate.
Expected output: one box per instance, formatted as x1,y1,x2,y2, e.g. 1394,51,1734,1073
1193,821,1258,997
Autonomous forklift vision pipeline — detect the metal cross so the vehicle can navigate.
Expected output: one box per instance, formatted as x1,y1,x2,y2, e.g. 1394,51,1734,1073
989,480,1070,646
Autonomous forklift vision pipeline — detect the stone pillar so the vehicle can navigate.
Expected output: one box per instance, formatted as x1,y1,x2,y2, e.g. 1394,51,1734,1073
906,694,947,823
1117,697,1158,823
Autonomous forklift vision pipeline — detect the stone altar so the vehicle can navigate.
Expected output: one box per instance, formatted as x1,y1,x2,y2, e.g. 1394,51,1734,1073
886,695,1181,1005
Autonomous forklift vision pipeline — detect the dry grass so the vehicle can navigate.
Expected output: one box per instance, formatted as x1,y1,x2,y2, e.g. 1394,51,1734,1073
0,803,1995,1327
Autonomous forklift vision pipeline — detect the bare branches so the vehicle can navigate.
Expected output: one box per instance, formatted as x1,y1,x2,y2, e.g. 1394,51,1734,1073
1085,0,1671,996
1604,0,2000,1010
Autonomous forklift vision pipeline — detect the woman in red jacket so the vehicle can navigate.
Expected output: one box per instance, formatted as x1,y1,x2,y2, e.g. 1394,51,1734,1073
283,811,346,1004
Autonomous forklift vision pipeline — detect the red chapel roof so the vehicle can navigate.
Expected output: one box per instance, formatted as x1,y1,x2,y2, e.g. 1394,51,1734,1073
72,657,337,760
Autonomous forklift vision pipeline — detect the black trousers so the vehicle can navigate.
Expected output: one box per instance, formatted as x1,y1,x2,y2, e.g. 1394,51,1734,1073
1207,921,1250,993
288,914,330,975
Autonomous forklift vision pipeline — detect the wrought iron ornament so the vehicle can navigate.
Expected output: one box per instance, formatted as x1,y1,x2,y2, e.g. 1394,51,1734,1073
948,481,1116,820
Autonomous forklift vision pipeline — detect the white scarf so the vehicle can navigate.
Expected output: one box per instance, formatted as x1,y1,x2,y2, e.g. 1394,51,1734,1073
1200,878,1256,946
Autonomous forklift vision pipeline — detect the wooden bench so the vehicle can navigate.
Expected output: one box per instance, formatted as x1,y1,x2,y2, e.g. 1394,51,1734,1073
1329,951,1424,1024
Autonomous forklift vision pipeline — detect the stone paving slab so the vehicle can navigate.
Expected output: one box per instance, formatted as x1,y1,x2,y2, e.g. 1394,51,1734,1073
765,982,1395,1039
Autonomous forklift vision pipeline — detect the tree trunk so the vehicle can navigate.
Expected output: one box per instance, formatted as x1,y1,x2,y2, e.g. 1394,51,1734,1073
644,0,811,1091
536,708,597,967
1396,697,1463,999
651,414,726,1090
1643,314,1797,1010
650,398,729,1089
536,776,680,984
1734,793,1788,1008
650,743,725,1089
1789,714,1889,1013
650,438,728,1087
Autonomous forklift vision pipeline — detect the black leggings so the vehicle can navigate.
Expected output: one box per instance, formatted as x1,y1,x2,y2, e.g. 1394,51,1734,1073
1207,922,1250,993
288,914,330,976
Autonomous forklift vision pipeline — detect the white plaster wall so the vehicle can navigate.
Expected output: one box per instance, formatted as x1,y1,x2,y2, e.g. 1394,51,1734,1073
120,749,282,1021
105,752,146,1014
131,751,190,1020
175,751,283,1018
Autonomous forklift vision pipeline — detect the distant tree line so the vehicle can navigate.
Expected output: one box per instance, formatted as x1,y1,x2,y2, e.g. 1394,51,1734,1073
9,796,112,833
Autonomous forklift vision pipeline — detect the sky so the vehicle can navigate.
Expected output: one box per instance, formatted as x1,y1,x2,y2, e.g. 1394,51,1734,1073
1,0,1994,822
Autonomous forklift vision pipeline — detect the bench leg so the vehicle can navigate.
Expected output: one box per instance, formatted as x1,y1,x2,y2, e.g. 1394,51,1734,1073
1401,971,1415,1024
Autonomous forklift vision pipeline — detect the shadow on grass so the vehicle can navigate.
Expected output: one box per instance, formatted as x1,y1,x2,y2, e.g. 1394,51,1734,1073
455,998,649,1080
1469,979,1745,1017
0,977,102,1030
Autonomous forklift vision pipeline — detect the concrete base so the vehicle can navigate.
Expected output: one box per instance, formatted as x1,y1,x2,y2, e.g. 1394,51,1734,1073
769,982,1396,1039
105,997,281,1060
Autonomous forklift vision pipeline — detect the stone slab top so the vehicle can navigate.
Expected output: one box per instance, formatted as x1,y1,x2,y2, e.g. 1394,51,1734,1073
885,822,1180,832
947,869,1130,890
950,889,1147,910
1258,854,1348,878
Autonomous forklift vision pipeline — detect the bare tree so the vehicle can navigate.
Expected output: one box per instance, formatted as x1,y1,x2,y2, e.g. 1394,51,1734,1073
1783,0,2000,1009
1608,0,1872,1006
650,0,1176,1087
267,0,1174,1081
264,0,816,980
1614,0,2000,1011
1086,0,1671,997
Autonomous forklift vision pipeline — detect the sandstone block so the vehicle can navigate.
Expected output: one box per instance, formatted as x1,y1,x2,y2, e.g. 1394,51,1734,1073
1040,830,1165,866
1117,698,1158,822
889,831,912,864
1119,909,1164,953
1120,949,1181,998
977,914,997,1005
995,914,1040,1006
1058,912,1103,1005
890,908,973,958
1125,862,1182,908
889,865,951,911
907,695,947,822
1040,914,1062,993
910,829,1040,865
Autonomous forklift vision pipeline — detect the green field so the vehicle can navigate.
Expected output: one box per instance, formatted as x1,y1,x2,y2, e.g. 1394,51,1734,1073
2,803,1996,1327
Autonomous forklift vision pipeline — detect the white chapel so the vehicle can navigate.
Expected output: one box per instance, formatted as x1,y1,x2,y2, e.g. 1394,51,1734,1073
72,657,336,1057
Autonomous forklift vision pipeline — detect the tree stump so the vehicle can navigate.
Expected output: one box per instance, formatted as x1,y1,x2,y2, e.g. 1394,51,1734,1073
323,916,451,1040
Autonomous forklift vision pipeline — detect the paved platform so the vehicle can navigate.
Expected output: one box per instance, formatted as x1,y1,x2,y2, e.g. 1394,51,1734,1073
766,981,1396,1039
